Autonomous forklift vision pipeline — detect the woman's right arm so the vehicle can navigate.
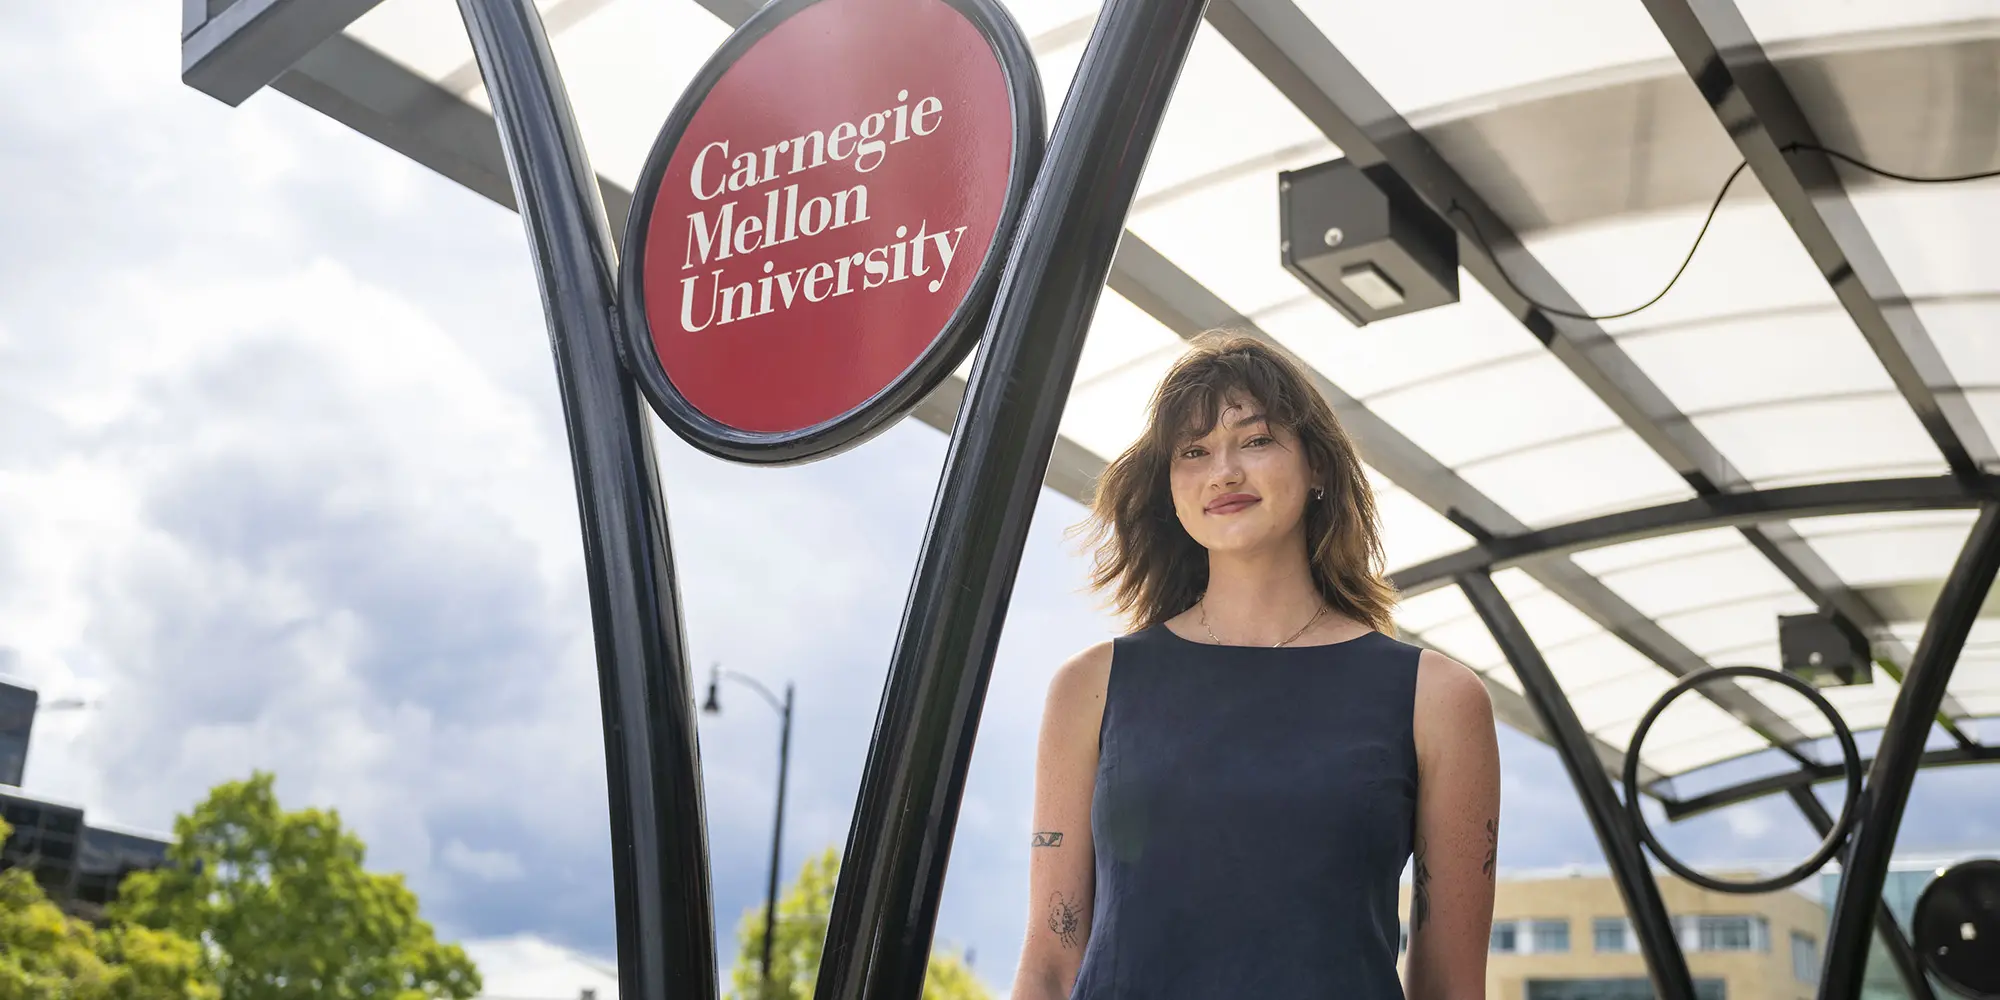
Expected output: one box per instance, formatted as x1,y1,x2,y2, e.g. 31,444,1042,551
1009,642,1113,1000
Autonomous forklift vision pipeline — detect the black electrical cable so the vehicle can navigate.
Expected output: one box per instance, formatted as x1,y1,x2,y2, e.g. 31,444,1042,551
1805,142,2000,185
1448,141,2000,324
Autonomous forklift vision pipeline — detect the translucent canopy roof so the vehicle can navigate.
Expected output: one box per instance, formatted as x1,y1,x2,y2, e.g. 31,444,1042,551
285,0,2000,795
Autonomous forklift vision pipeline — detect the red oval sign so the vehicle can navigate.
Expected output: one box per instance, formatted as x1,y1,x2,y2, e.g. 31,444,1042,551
621,0,1041,462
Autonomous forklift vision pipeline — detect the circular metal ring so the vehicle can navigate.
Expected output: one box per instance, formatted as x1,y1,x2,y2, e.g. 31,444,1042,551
1621,665,1863,894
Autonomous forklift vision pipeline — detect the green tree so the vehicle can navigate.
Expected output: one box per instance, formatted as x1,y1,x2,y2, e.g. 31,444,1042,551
728,847,989,1000
0,817,218,1000
111,773,480,1000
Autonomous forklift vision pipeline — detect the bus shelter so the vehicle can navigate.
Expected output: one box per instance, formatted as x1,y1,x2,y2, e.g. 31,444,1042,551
180,2,2000,999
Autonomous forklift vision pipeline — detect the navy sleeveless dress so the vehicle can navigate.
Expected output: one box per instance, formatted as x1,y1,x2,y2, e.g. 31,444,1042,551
1069,622,1421,1000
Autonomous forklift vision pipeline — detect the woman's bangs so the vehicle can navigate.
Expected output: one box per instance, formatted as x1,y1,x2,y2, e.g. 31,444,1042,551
1149,366,1301,454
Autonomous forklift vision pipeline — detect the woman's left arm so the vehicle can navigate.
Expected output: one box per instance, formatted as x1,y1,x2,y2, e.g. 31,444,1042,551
1405,649,1501,1000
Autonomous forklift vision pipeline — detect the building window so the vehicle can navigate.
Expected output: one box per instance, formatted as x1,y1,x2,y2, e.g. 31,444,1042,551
1791,932,1819,984
1592,917,1633,954
1701,915,1751,952
1689,915,1766,952
1530,919,1571,954
1672,914,1769,952
1491,919,1570,955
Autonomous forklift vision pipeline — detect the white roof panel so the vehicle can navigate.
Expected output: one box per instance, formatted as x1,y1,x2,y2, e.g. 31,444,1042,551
1126,169,1308,316
1290,0,1674,114
1522,196,1838,336
1585,531,1806,621
1738,1,2000,43
1366,351,1623,469
1456,429,1693,528
1691,394,1946,488
1136,25,1331,202
1260,284,1532,402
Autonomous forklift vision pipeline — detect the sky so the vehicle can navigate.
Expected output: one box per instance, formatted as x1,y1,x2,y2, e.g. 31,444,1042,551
2,2,1998,998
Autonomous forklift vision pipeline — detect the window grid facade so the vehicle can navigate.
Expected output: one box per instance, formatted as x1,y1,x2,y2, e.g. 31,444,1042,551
1491,918,1572,955
1673,914,1770,953
1591,917,1635,954
1790,931,1820,985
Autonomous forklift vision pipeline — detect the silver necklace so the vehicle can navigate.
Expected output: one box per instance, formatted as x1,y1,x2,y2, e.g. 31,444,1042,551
1198,595,1327,647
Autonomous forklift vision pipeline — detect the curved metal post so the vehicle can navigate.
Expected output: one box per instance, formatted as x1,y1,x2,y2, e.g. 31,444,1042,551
454,4,715,999
1457,570,1696,1000
812,2,1209,998
1820,503,2000,1000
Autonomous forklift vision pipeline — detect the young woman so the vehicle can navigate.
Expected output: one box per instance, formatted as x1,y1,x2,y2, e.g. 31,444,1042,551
1012,334,1500,1000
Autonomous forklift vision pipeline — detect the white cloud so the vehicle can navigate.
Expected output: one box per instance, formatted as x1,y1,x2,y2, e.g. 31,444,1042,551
444,839,528,883
463,935,618,1000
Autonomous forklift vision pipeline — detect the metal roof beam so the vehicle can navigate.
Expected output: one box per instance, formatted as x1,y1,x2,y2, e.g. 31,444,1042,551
1663,741,2000,820
1392,475,2000,592
184,0,387,106
1641,0,1995,482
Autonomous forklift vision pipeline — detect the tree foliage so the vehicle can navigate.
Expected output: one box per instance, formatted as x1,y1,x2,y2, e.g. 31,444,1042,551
0,817,217,1000
727,847,989,1000
110,772,480,1000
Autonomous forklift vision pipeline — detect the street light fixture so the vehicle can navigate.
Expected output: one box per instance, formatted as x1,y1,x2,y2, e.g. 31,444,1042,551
701,663,793,1000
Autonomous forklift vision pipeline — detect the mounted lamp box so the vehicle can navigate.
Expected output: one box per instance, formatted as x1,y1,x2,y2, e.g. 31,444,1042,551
1279,158,1458,326
1779,611,1874,687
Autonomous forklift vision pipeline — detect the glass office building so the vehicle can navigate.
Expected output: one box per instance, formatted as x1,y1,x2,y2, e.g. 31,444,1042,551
1812,863,1965,1000
0,681,34,787
0,679,170,916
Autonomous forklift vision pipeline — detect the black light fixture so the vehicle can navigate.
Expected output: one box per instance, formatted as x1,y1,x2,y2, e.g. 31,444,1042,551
1779,612,1873,687
1279,158,1458,326
702,663,721,714
1912,858,2000,1000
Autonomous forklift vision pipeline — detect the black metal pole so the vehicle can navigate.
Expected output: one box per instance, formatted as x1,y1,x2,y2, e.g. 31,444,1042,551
760,684,793,999
1786,787,1936,1000
813,2,1209,998
453,4,714,1000
1820,503,2000,1000
1457,570,1696,1000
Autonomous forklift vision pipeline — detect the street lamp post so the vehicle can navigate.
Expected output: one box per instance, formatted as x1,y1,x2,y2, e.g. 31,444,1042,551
702,665,793,1000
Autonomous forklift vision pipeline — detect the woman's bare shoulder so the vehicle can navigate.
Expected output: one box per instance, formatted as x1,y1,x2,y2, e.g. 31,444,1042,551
1414,647,1487,699
1047,640,1115,706
1413,647,1495,743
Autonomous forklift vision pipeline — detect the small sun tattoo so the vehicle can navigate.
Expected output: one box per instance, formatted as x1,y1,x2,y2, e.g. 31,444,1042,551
1048,892,1084,949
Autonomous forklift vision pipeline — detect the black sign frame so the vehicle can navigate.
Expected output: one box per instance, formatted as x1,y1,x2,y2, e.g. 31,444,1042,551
616,0,1044,466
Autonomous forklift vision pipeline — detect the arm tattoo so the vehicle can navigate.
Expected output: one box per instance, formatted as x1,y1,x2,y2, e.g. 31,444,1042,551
1482,819,1498,882
1047,892,1084,949
1031,831,1064,848
1411,835,1432,932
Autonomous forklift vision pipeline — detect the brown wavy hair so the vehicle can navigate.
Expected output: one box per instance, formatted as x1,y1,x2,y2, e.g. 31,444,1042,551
1077,332,1397,634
